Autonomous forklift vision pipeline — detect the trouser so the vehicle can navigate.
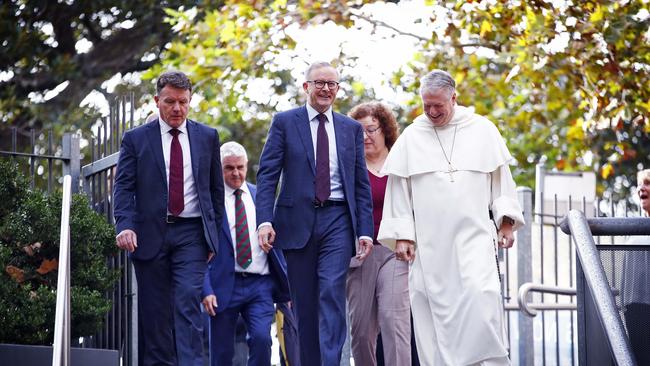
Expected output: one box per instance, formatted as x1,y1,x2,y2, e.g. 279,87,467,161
209,274,275,366
133,219,208,366
347,245,411,366
284,205,353,366
624,302,650,365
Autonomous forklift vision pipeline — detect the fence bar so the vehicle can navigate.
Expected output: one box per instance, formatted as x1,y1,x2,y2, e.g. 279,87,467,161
564,210,636,366
52,175,72,366
30,130,36,190
517,283,576,316
62,134,80,193
48,129,53,194
516,187,534,366
560,217,650,236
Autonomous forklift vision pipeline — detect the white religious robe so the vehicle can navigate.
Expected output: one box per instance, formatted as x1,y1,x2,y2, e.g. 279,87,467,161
377,106,524,366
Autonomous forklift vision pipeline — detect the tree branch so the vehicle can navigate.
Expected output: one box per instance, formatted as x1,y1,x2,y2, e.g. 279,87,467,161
350,11,502,51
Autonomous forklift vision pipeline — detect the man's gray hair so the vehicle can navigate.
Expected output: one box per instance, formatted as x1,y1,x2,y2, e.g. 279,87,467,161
156,71,192,95
638,169,650,185
304,61,340,81
419,69,456,96
220,141,248,162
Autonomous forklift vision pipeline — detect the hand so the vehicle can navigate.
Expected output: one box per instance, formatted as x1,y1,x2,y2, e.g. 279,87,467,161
257,225,275,253
116,229,137,253
497,225,515,248
395,240,416,262
202,295,218,316
356,238,373,261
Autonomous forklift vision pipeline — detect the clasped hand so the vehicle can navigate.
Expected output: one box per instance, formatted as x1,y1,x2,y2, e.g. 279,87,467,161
395,240,416,262
257,225,275,253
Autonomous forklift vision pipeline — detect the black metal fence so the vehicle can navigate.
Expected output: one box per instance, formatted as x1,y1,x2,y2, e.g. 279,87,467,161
0,94,139,366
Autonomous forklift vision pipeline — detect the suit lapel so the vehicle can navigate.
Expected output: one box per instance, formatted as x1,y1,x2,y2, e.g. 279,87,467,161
294,107,316,175
333,113,348,182
145,120,167,186
186,120,201,182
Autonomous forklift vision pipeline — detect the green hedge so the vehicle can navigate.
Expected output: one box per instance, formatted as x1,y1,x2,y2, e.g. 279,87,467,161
0,160,119,345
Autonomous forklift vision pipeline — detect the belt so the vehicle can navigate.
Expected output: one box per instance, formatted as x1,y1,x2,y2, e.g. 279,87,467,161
166,215,201,224
313,199,346,208
235,272,266,278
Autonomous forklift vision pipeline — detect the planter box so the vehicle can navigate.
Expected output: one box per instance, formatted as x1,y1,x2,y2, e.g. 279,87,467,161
0,343,119,366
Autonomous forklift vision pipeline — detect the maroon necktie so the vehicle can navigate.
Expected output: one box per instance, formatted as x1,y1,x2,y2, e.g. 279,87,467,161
168,128,184,216
315,113,331,203
234,189,252,269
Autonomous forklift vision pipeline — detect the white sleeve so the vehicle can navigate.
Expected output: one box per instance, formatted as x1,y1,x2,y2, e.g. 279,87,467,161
377,174,416,250
490,164,525,230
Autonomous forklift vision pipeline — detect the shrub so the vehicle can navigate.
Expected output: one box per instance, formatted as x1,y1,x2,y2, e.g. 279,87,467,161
0,160,119,345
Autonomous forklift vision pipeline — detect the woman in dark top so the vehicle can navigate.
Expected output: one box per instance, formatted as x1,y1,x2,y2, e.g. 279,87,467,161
346,102,414,366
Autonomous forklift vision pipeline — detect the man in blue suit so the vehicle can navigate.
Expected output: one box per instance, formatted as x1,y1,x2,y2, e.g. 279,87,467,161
113,71,224,366
256,61,374,365
202,141,291,366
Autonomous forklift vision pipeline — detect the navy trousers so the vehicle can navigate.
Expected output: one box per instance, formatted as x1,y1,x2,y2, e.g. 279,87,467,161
133,219,208,366
284,205,354,366
209,274,275,366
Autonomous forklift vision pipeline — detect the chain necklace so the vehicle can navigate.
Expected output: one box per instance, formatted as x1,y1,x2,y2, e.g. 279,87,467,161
432,124,458,182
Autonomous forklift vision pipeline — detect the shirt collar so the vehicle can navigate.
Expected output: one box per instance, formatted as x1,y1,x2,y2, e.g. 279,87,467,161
159,118,188,135
224,181,250,197
306,104,333,124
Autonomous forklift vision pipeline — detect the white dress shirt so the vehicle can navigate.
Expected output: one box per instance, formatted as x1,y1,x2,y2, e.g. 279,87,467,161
225,183,269,275
306,104,344,200
159,119,200,217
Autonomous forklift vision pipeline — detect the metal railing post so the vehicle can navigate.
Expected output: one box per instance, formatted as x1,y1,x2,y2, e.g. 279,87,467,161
564,210,636,366
516,187,534,366
52,175,72,366
62,134,80,193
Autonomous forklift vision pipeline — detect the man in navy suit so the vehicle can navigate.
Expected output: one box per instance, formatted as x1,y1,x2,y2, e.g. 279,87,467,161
256,61,374,365
202,141,291,366
113,71,224,366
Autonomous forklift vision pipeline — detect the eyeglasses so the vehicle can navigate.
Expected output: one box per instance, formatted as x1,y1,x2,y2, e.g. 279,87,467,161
307,80,339,89
364,126,381,135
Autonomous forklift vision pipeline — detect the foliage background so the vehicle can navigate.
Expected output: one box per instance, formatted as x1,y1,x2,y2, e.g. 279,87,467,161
0,160,119,345
1,0,649,200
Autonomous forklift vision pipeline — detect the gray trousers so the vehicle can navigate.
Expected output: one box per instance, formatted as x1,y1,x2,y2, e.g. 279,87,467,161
346,245,411,366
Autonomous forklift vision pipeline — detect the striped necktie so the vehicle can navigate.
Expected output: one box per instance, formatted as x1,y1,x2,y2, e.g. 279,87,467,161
234,188,252,269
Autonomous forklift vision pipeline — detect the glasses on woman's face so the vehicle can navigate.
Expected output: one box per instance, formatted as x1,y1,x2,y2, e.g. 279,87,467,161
364,126,381,136
307,80,340,89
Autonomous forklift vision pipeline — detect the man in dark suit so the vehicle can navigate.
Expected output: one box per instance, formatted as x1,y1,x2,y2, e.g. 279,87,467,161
201,141,291,366
256,61,374,365
113,71,224,366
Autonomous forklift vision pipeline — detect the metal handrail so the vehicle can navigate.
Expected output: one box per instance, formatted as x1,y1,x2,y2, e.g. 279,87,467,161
562,210,636,366
560,216,650,236
517,283,576,317
52,175,72,366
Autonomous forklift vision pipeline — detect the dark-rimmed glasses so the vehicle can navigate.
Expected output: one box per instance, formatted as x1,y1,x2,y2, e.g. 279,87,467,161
307,80,339,89
364,126,381,135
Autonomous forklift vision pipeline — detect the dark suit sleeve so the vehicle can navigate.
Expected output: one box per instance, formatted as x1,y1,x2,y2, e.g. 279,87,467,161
202,262,215,299
256,115,285,226
209,127,225,236
353,123,374,238
113,130,137,234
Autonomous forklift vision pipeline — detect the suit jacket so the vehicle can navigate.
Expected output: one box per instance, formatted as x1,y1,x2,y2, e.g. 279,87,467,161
113,119,224,260
202,183,291,309
256,106,374,250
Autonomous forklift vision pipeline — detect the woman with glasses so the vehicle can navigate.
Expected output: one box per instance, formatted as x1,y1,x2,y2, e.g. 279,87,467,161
346,102,412,366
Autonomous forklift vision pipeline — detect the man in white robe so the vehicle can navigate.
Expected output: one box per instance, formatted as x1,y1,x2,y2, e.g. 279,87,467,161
377,70,524,366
